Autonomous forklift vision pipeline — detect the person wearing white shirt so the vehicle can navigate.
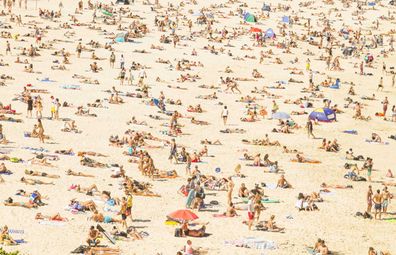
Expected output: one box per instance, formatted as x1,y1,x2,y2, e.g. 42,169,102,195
221,106,228,125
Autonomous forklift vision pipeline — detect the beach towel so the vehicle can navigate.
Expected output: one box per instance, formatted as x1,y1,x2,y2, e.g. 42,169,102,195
265,183,277,190
225,237,276,250
306,248,316,254
164,220,179,226
38,78,56,82
241,198,280,204
365,139,389,145
60,84,81,90
38,220,66,227
0,229,24,234
0,148,12,154
21,147,49,152
343,130,357,135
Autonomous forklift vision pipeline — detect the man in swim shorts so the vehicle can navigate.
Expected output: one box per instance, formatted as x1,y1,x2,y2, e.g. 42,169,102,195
373,189,383,220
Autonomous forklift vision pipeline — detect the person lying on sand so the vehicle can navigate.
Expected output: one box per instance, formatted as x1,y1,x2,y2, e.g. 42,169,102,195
200,139,221,145
77,151,107,157
67,169,94,177
91,210,122,223
4,197,37,208
191,117,209,125
25,169,59,178
20,177,54,185
27,157,54,167
282,146,302,154
293,154,321,164
320,183,353,189
35,213,67,221
55,148,74,155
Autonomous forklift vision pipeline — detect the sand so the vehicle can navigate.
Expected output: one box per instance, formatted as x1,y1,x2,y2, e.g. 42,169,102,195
0,0,395,254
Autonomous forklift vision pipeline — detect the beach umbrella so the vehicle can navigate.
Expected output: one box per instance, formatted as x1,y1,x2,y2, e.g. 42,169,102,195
167,209,198,221
282,16,289,23
249,27,262,33
272,112,290,120
265,28,275,38
309,108,336,122
243,13,256,23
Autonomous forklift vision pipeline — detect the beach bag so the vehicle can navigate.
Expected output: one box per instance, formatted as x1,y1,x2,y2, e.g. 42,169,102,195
9,157,20,163
174,228,182,237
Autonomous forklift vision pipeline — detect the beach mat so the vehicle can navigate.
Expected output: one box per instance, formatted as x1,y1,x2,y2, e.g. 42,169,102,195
38,220,66,227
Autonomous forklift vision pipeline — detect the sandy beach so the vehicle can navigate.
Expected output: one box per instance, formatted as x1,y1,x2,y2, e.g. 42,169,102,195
0,0,395,254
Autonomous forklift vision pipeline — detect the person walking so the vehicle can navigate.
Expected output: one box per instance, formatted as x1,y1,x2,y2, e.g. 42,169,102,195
120,54,125,69
169,138,178,164
221,106,228,125
306,119,315,138
27,96,33,118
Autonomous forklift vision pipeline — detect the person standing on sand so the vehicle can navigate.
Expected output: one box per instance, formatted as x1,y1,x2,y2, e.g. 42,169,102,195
119,197,127,228
392,105,396,122
373,189,383,220
120,54,124,69
306,58,311,71
76,42,82,58
227,176,234,206
306,119,315,139
109,52,115,68
247,195,255,230
381,187,391,215
35,97,43,119
221,106,228,125
377,77,383,91
382,96,389,117
55,98,61,120
365,158,373,182
360,61,364,75
367,185,373,213
5,41,10,55
125,191,133,222
37,119,45,143
185,152,191,176
27,96,33,118
169,138,178,164
50,96,56,119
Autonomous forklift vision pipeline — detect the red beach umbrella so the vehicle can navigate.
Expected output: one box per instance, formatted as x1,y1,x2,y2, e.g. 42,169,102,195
250,27,262,33
167,209,198,221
